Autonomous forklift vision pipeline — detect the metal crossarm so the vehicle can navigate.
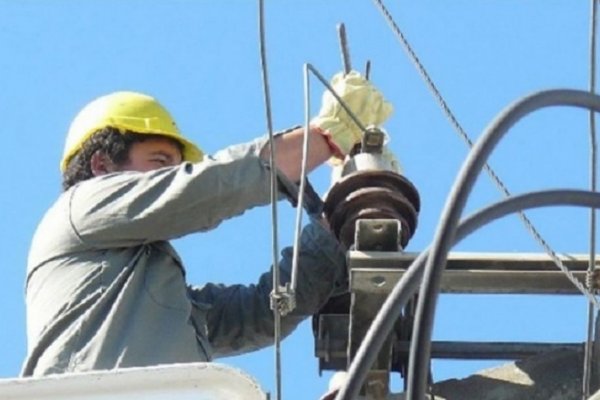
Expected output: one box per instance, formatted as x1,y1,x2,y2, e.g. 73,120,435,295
348,251,594,295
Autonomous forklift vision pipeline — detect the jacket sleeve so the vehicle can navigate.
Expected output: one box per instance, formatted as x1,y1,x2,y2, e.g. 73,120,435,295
68,137,281,247
187,220,347,358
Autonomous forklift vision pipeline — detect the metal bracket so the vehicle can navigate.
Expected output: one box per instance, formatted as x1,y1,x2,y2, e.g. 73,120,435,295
355,219,402,252
270,284,296,316
361,128,385,154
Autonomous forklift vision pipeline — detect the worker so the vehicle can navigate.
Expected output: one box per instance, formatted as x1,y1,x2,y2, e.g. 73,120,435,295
22,71,392,376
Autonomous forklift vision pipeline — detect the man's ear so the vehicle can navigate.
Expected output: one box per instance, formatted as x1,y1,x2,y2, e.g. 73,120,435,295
90,151,114,176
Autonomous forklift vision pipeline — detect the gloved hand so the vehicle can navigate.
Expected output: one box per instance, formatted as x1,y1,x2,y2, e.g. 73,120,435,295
311,70,393,161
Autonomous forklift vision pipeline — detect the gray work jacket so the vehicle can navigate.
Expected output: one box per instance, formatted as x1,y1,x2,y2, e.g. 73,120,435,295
22,137,346,377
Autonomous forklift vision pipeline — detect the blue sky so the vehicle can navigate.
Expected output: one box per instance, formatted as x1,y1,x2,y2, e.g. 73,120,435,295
0,1,595,399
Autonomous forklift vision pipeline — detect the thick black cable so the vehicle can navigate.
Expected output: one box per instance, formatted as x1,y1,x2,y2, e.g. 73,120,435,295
407,90,600,400
336,188,600,400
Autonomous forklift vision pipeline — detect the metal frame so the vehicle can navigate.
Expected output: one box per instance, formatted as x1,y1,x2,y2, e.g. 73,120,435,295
314,249,599,398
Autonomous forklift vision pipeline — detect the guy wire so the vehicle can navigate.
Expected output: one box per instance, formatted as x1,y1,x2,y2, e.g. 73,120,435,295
371,0,598,304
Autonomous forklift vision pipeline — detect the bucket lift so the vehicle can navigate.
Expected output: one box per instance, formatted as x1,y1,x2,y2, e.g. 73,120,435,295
0,363,268,400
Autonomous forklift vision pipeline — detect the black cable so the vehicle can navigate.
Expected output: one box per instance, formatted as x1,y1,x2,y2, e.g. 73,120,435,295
407,90,600,400
336,188,600,400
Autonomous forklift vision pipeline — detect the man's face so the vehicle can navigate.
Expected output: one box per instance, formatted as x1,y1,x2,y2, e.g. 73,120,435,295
117,136,183,172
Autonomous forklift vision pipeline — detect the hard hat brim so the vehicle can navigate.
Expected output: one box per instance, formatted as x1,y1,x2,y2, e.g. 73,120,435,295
60,126,204,172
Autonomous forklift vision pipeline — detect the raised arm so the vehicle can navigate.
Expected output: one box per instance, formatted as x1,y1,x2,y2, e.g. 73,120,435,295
261,70,393,181
260,126,333,181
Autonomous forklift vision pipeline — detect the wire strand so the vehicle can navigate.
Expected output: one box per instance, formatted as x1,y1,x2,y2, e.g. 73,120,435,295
257,1,283,399
371,0,598,320
289,65,313,293
583,1,599,398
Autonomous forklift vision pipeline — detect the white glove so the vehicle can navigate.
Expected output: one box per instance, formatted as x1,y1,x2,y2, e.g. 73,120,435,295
311,71,393,162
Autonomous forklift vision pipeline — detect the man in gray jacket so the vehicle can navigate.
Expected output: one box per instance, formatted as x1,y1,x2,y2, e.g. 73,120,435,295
22,71,392,376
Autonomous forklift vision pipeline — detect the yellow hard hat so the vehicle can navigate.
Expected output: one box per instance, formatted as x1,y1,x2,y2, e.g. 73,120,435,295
60,91,203,172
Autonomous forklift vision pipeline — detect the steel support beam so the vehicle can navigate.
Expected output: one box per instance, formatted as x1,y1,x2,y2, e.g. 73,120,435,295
348,251,593,295
394,341,583,360
313,251,599,396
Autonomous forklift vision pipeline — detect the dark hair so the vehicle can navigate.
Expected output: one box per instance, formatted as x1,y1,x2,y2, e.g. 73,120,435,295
61,127,181,191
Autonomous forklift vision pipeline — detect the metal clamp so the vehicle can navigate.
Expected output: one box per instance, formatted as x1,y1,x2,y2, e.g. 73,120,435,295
270,284,296,316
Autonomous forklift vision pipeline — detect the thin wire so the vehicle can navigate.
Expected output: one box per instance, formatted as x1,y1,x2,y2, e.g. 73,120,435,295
289,65,313,293
257,1,283,399
371,0,597,306
258,55,369,394
291,62,370,297
584,1,599,398
336,188,600,400
257,11,369,395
